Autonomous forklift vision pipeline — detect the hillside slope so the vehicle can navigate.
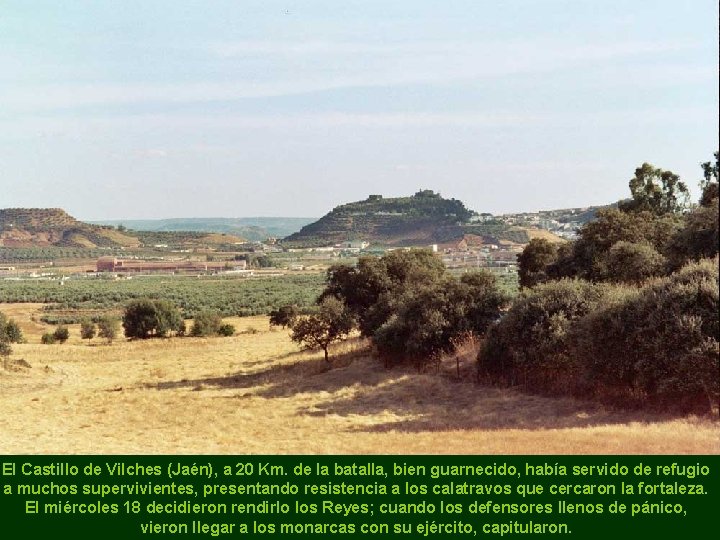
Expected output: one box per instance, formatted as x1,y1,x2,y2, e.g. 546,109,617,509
0,208,247,249
0,208,141,248
282,190,478,247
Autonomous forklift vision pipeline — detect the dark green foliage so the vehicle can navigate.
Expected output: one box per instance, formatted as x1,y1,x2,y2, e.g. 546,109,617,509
320,249,506,366
218,324,236,337
603,241,666,284
322,249,447,337
53,325,69,343
548,208,681,282
699,151,718,208
574,258,719,413
374,271,507,365
666,198,719,269
41,333,56,345
97,315,120,343
0,313,24,345
269,305,299,328
619,162,690,215
0,311,23,357
478,279,610,393
480,258,719,414
190,311,223,337
80,319,96,340
517,239,560,288
290,297,355,362
238,254,273,268
122,299,183,339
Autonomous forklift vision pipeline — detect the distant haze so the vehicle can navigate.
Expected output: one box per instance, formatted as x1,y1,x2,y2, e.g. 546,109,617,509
90,217,316,241
1,1,717,219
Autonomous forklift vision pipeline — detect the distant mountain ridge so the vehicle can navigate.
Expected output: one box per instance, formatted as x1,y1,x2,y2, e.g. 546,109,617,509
91,217,315,242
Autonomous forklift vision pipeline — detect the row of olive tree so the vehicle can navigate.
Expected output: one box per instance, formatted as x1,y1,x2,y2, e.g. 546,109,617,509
284,249,508,365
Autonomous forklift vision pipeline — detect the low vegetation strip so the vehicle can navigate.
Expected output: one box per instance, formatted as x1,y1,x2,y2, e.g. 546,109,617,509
0,274,325,320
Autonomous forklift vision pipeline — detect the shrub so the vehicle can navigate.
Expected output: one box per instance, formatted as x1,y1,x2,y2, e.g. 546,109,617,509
269,305,299,328
322,249,446,337
478,279,610,393
122,299,183,339
190,311,223,337
574,258,719,413
666,198,719,269
374,272,507,366
97,315,120,343
53,326,70,343
41,333,57,345
0,312,24,356
80,319,96,340
602,241,666,284
517,238,560,288
218,324,236,337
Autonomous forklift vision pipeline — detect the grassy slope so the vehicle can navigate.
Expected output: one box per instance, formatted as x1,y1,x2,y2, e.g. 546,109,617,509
1,304,717,454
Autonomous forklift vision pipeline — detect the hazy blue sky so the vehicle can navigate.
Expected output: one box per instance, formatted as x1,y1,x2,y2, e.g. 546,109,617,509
1,1,717,219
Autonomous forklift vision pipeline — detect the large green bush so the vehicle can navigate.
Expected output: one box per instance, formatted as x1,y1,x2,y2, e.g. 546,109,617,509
322,249,446,338
374,272,507,365
478,279,610,393
0,312,24,357
122,299,183,339
575,258,719,413
190,311,223,337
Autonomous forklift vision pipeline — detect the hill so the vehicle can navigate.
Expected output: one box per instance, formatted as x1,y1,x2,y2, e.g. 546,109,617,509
0,209,248,250
90,217,315,242
282,190,482,247
0,208,141,248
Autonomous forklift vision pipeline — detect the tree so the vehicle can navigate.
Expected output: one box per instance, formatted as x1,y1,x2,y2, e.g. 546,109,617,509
478,279,611,393
666,198,719,268
547,208,680,281
53,326,69,343
374,272,506,365
190,311,223,337
97,316,120,343
269,305,299,328
517,238,560,288
290,297,355,363
699,151,719,207
619,162,689,215
322,249,446,337
603,241,666,284
80,319,96,340
122,299,183,339
0,312,24,358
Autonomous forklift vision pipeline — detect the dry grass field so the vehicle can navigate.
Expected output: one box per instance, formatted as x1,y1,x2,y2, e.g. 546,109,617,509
1,303,718,454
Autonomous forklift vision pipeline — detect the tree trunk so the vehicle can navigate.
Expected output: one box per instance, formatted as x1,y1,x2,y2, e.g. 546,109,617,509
324,347,329,363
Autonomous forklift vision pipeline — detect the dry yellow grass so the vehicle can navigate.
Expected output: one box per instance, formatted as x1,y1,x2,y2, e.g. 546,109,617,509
525,227,567,243
1,303,718,454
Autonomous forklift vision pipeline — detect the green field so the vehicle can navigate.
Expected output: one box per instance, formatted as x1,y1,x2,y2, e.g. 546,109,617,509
0,274,325,323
